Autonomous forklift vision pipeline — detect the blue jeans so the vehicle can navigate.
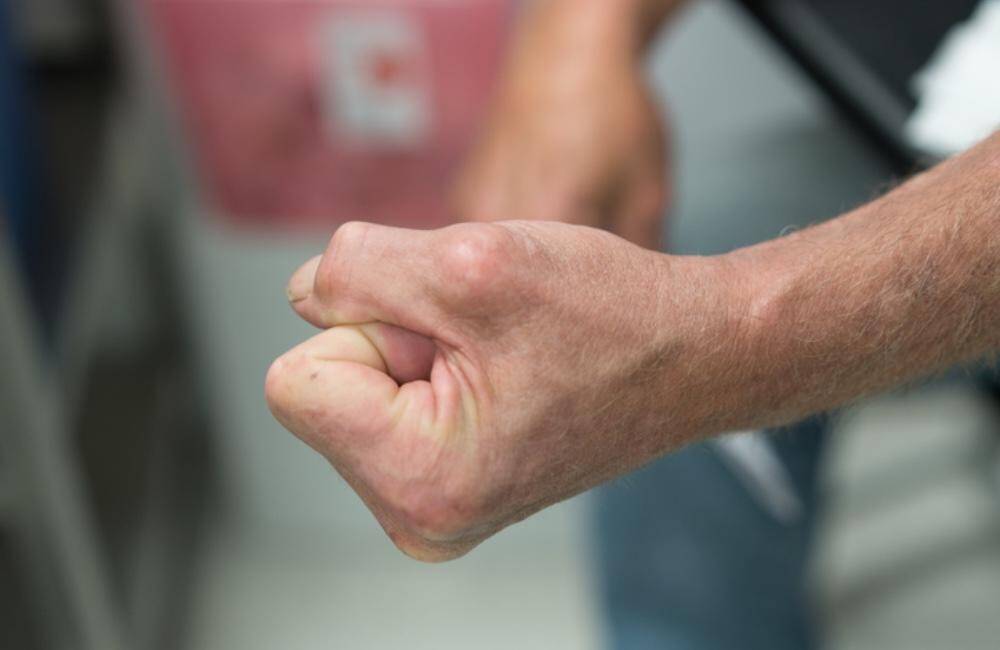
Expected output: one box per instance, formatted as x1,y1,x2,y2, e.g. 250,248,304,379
592,417,828,650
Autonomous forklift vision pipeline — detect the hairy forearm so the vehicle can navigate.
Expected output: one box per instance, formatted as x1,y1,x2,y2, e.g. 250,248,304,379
698,132,1000,435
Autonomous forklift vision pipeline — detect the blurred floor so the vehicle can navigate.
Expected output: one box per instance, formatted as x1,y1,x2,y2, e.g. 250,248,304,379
183,499,599,650
171,2,1000,649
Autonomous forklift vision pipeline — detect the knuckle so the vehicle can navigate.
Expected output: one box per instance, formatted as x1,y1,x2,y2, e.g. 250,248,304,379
407,546,470,563
374,483,482,562
388,534,470,563
440,224,513,293
330,220,370,253
394,486,480,543
264,352,297,416
315,221,370,299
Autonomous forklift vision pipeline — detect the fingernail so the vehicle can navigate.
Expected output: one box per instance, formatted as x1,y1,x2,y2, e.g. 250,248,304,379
287,256,321,303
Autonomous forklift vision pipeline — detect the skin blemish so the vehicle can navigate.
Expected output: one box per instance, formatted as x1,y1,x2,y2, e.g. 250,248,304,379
310,372,319,381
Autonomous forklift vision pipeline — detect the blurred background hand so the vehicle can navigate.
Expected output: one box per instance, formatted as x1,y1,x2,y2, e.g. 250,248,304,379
451,0,671,250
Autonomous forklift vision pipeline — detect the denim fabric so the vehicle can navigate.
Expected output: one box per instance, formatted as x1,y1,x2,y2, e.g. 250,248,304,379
592,416,828,650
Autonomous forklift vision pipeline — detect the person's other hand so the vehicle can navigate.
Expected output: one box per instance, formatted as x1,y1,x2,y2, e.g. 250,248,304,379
266,221,743,561
452,3,670,250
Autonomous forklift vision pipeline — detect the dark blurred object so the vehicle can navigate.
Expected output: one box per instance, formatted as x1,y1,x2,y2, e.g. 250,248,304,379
23,20,118,329
1,1,48,316
0,219,123,650
1,1,216,649
70,218,216,650
0,533,44,650
2,0,118,327
737,0,982,170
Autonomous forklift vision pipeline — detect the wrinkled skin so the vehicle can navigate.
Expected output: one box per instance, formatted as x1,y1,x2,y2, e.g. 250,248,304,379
266,221,740,561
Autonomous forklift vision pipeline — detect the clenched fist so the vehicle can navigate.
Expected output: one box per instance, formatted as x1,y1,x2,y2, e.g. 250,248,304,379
266,220,748,561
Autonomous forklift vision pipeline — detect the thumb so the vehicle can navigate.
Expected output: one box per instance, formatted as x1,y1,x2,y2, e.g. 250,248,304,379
285,221,442,331
285,221,522,339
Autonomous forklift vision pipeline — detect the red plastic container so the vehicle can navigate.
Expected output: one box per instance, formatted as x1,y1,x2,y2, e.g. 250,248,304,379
146,0,515,228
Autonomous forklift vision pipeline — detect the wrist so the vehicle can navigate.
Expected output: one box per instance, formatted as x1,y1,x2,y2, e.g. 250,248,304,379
642,251,762,445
